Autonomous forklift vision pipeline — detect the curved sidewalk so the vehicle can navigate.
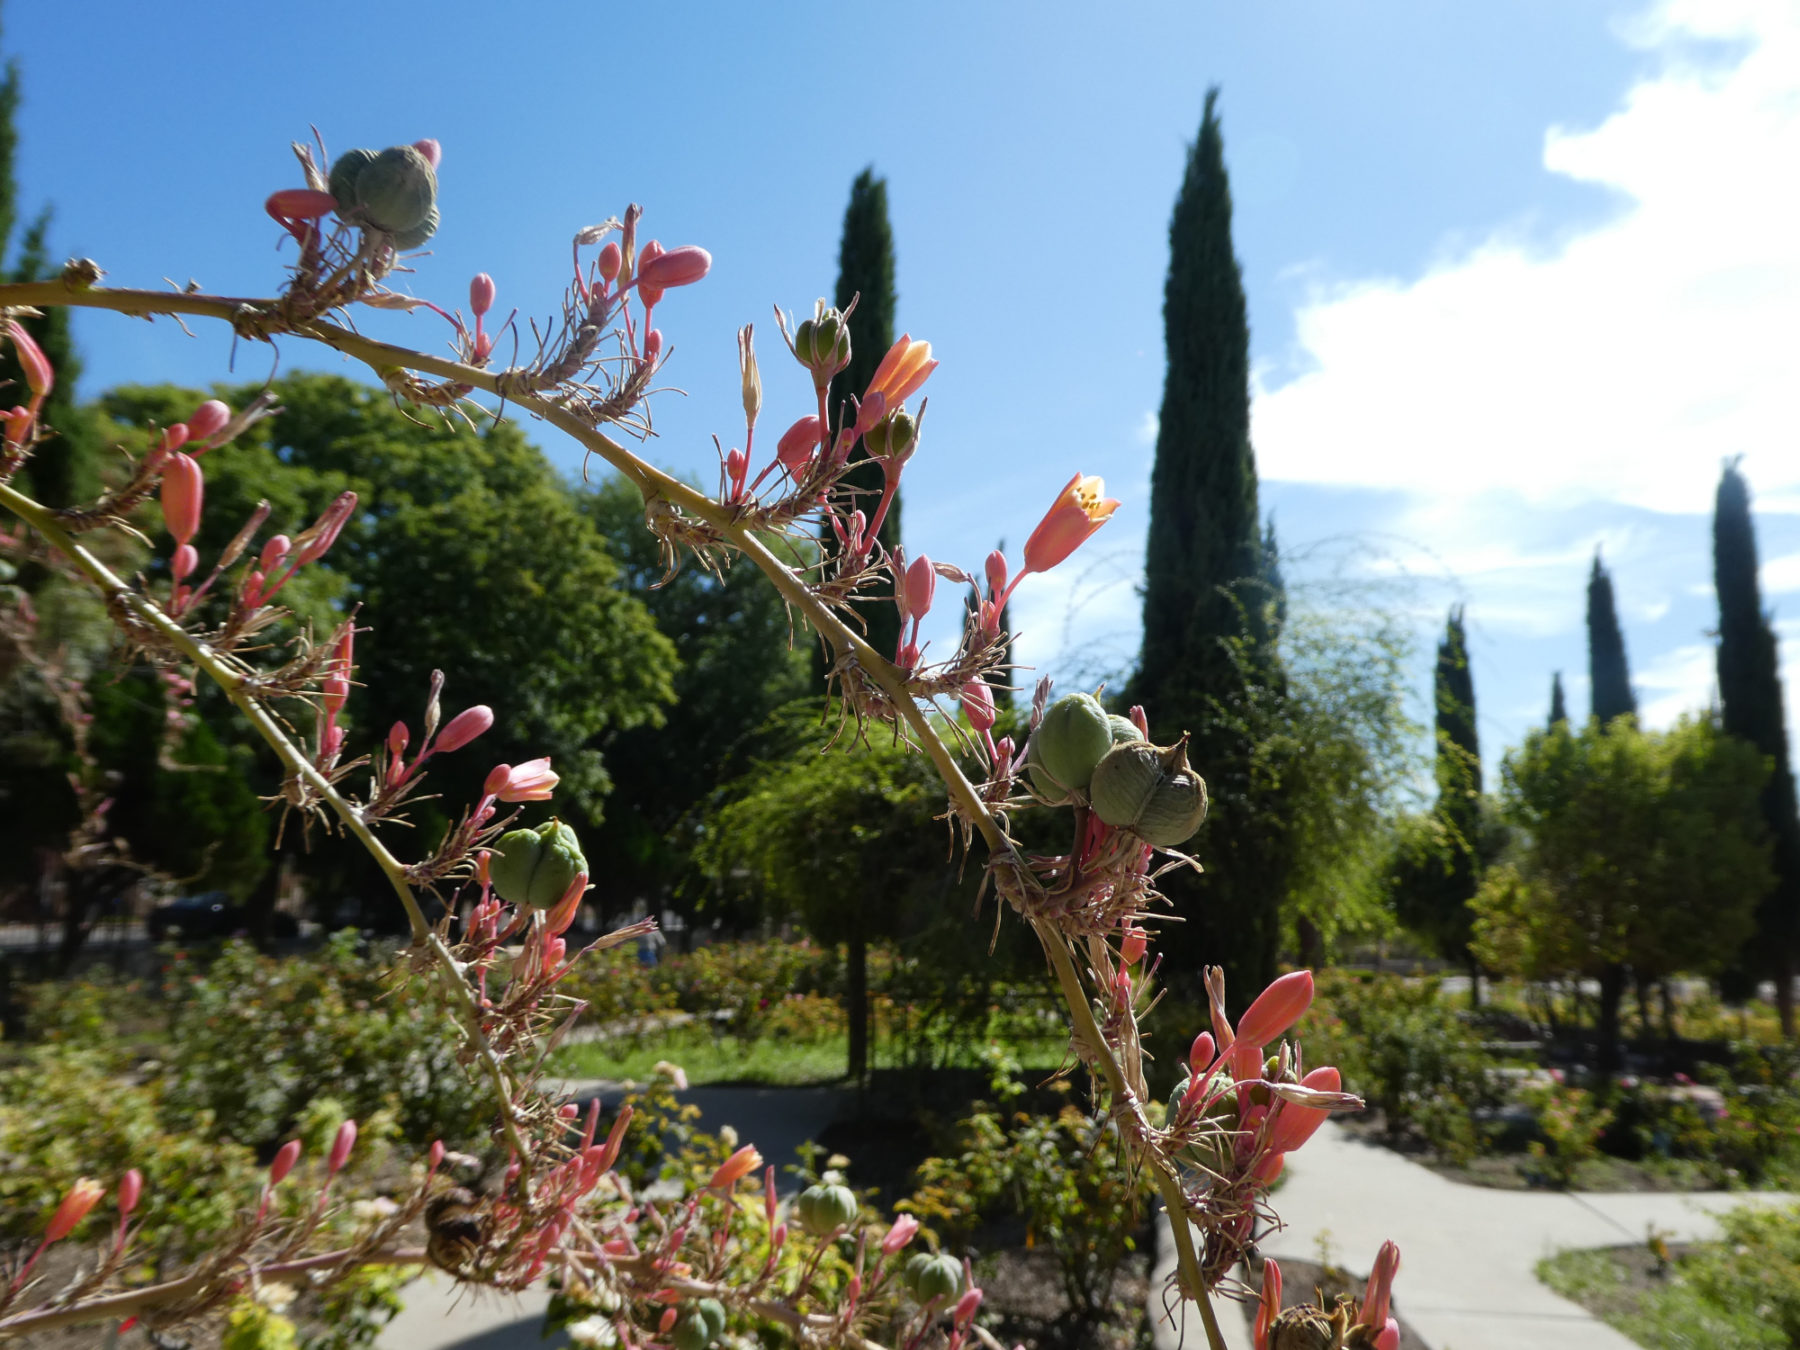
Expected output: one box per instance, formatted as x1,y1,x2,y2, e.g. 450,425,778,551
1152,1122,1794,1350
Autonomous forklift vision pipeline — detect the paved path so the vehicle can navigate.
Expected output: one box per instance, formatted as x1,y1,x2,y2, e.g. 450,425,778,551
1150,1121,1794,1350
379,1083,850,1350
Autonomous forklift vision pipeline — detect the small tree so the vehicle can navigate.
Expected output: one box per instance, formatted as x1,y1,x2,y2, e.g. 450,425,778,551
1473,714,1771,1077
1587,552,1636,725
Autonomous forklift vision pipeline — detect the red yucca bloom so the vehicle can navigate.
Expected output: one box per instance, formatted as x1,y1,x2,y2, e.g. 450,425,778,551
1020,474,1119,578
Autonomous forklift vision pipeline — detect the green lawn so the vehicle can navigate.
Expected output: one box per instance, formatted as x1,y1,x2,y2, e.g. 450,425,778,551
547,1023,1072,1086
1538,1246,1784,1349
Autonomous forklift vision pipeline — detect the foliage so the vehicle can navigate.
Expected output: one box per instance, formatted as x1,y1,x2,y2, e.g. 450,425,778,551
1686,1203,1800,1344
1131,87,1288,1005
906,1055,1145,1329
1304,971,1500,1161
1713,461,1800,1018
158,933,489,1150
1525,1082,1613,1188
1472,714,1772,992
580,475,810,906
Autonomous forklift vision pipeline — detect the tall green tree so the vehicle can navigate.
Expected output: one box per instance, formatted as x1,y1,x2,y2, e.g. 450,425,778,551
1714,461,1800,1037
1548,672,1568,727
1131,88,1288,1004
1393,608,1484,997
1587,552,1637,726
1473,714,1771,1076
819,167,901,671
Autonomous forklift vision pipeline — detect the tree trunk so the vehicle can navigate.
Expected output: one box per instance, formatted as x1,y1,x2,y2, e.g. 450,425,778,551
1777,948,1796,1041
1467,956,1482,1010
1660,980,1677,1043
1296,916,1324,971
847,918,868,1088
1596,962,1627,1080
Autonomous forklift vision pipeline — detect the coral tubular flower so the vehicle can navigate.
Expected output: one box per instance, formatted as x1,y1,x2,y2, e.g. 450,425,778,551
637,244,711,299
863,334,937,411
268,1140,302,1185
1253,1257,1282,1350
1231,969,1315,1078
1360,1240,1401,1331
435,705,494,754
961,678,996,733
1020,474,1119,578
489,757,558,802
1267,1066,1341,1155
45,1178,106,1243
4,319,53,399
881,1214,920,1255
708,1143,764,1191
327,1119,358,1176
186,399,232,443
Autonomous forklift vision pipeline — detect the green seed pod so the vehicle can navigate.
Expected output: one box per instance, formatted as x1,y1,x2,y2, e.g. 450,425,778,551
1088,738,1209,847
353,144,438,234
903,1251,964,1303
696,1298,727,1341
863,410,918,461
671,1308,713,1350
487,818,586,909
327,148,380,213
1028,692,1114,801
793,310,850,385
794,1182,858,1236
390,203,439,250
1108,713,1145,746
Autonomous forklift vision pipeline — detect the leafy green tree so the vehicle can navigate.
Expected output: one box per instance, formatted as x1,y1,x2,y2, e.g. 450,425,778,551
1714,461,1800,1037
1130,88,1289,1004
1587,552,1636,725
819,167,902,677
580,475,810,911
1473,714,1772,1076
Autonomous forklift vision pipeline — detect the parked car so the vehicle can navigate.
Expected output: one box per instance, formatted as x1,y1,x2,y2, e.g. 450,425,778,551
147,892,297,941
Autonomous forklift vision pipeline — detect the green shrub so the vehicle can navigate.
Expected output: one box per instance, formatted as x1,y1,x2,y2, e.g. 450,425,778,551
1526,1081,1614,1187
158,932,488,1150
1305,971,1501,1161
1686,1203,1800,1343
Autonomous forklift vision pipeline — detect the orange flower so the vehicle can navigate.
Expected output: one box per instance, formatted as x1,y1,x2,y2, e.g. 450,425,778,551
862,335,937,413
45,1178,106,1243
1021,474,1120,576
708,1143,764,1191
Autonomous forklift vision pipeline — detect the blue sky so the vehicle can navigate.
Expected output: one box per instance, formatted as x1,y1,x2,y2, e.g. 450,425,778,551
11,0,1800,779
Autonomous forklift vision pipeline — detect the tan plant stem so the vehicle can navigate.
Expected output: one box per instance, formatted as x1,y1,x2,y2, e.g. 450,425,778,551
0,280,1227,1350
0,478,536,1177
0,1246,428,1339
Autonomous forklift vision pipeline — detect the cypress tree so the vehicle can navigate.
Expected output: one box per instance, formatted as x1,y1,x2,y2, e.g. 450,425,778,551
1549,672,1568,727
818,167,901,676
1587,552,1637,727
1132,88,1288,1002
1714,461,1800,1037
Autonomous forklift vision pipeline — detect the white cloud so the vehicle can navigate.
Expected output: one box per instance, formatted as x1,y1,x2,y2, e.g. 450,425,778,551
1764,551,1800,594
1135,410,1159,446
1252,0,1800,514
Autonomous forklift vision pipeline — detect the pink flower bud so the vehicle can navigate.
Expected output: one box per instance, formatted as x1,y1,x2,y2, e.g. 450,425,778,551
1120,926,1148,966
961,678,996,733
186,399,231,443
1268,1066,1341,1155
411,139,442,170
597,241,622,283
905,553,937,623
777,416,821,474
643,328,663,362
1235,970,1315,1051
258,535,291,571
293,491,356,567
435,705,494,753
265,188,338,221
322,675,350,718
327,1119,357,1176
428,1140,445,1171
161,423,190,453
951,1287,983,1328
881,1214,919,1255
171,544,199,583
45,1178,105,1243
636,244,711,293
1129,705,1149,738
160,452,204,546
985,550,1008,600
469,273,496,318
1188,1031,1217,1073
4,320,53,399
118,1169,143,1219
388,722,409,758
1360,1240,1400,1331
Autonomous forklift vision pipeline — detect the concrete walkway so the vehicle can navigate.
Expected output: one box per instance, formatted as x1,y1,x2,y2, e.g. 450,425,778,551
379,1083,850,1350
1150,1121,1794,1350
